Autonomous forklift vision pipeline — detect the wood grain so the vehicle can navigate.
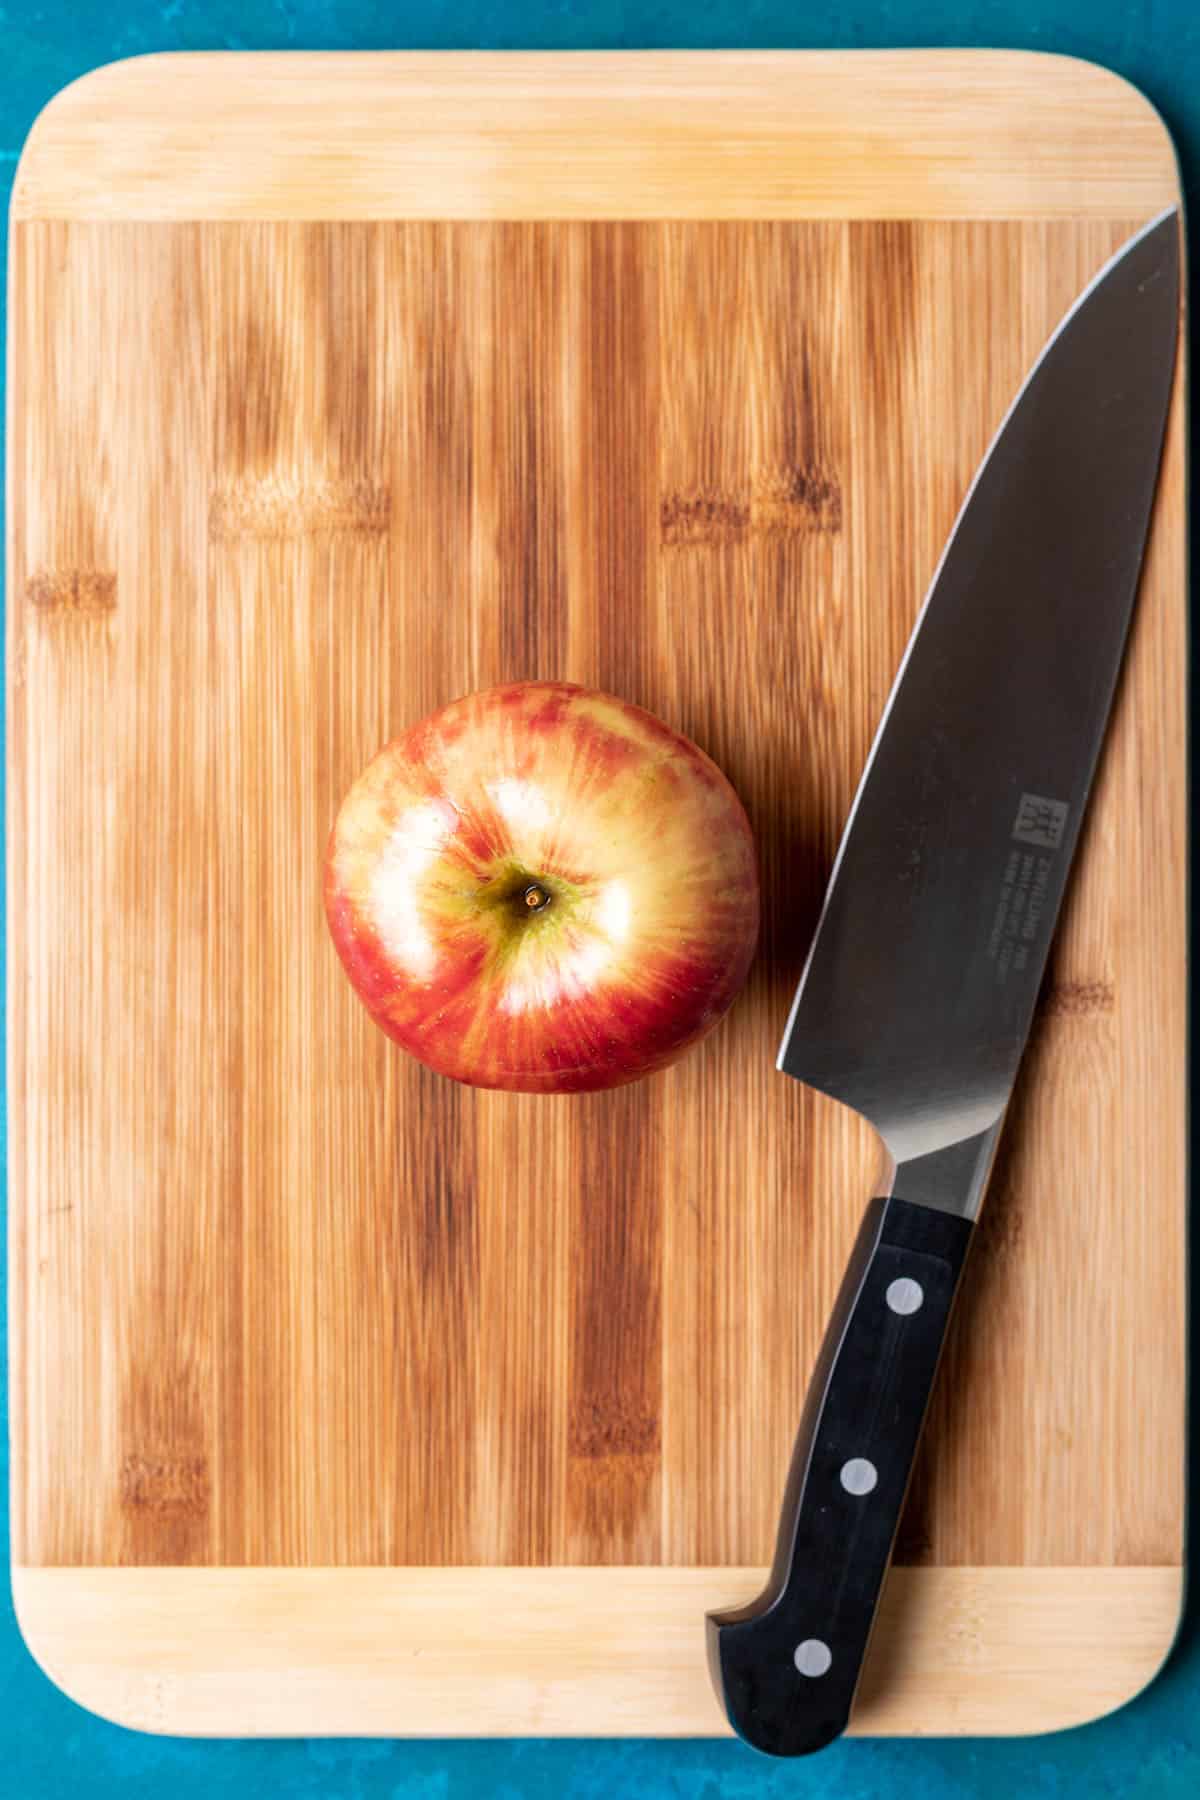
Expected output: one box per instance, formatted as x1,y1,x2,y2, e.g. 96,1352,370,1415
6,52,1186,1737
10,51,1179,222
10,1565,1183,1739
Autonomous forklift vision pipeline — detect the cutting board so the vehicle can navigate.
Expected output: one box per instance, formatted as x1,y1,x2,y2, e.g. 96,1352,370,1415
6,51,1186,1739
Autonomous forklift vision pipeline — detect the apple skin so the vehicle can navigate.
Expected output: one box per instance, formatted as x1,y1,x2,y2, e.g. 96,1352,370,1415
324,681,759,1093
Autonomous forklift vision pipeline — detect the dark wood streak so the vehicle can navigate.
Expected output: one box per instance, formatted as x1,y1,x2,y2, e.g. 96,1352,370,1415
578,222,659,709
1041,980,1116,1017
26,569,116,613
558,224,664,1560
409,1065,476,1289
661,488,751,545
491,223,568,680
567,1084,663,1560
118,1358,212,1564
750,463,843,535
121,1453,210,1517
661,465,842,546
385,1062,480,1563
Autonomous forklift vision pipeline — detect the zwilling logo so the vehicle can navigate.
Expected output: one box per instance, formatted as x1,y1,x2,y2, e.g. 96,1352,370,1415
1013,793,1070,851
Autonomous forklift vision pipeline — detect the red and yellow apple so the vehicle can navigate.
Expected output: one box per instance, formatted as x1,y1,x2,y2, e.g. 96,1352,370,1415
324,681,759,1092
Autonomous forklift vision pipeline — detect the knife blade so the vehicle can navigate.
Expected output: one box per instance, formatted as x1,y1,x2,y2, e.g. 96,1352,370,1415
707,210,1181,1758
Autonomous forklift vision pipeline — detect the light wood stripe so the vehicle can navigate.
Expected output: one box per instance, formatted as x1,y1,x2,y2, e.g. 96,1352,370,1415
12,51,1179,223
11,1565,1183,1739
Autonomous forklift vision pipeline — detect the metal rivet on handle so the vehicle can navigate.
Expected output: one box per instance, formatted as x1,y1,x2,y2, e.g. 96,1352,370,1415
793,1639,833,1678
886,1276,924,1315
840,1457,878,1496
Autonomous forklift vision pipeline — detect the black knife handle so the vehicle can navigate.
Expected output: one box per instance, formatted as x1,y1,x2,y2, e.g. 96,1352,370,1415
707,1195,974,1757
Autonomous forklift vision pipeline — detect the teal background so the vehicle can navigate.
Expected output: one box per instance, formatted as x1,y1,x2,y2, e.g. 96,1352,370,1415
1,5,1194,1796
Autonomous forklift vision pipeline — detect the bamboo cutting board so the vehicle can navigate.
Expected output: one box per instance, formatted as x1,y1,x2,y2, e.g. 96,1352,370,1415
6,51,1186,1739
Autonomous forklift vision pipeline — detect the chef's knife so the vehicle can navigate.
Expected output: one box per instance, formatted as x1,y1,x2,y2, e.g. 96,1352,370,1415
707,210,1181,1758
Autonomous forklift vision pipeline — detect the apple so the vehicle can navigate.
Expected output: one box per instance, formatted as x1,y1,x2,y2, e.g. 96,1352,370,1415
324,681,759,1093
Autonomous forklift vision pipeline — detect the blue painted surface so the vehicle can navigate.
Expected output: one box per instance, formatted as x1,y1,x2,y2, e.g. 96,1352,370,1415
1,4,1195,1795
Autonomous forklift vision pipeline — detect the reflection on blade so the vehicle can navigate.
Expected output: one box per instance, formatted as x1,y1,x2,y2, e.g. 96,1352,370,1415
778,211,1179,1210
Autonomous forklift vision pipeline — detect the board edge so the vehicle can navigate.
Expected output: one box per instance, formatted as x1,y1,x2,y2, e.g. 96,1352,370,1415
8,1564,1185,1739
8,48,1183,224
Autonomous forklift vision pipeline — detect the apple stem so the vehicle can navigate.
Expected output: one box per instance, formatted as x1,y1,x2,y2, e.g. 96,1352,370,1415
522,882,552,913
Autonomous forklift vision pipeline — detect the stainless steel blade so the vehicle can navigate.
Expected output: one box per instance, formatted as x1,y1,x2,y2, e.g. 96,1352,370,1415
778,211,1180,1215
